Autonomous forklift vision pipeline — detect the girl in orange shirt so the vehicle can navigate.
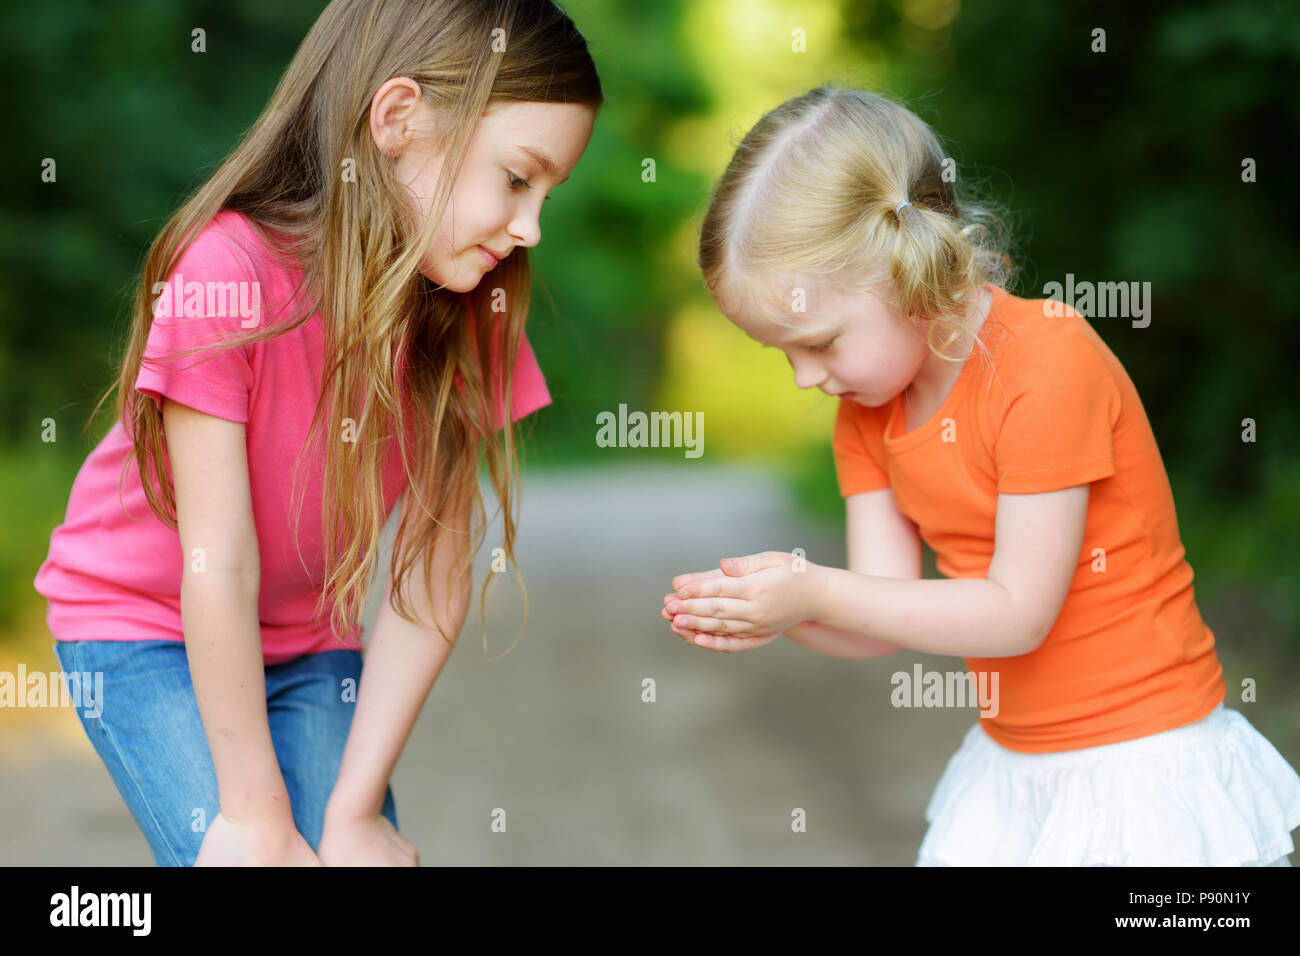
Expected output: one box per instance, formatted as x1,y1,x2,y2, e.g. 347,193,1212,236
663,85,1300,866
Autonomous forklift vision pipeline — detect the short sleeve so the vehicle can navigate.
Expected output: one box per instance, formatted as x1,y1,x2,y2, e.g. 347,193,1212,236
992,330,1121,494
458,301,553,431
134,229,257,424
832,397,891,496
500,332,552,426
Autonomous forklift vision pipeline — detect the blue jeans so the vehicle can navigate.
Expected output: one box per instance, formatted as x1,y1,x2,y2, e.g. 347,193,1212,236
52,639,398,866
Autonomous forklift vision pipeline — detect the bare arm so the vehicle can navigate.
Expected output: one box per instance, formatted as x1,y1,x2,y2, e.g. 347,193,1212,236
670,486,1091,660
165,397,292,824
783,488,919,659
323,485,473,823
810,486,1091,657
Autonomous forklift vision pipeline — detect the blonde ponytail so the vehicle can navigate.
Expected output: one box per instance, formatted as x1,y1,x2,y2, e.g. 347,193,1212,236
699,85,1013,366
889,197,980,358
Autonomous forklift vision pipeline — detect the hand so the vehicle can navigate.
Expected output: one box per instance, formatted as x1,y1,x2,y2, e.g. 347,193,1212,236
661,583,780,652
668,551,822,637
318,811,419,866
663,597,781,652
663,551,821,650
194,809,322,867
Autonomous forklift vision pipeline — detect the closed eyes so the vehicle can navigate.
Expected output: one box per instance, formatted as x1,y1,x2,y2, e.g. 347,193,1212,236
807,335,838,353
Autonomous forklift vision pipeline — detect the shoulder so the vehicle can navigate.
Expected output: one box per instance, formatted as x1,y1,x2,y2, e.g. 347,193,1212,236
979,287,1120,406
150,213,286,344
164,210,314,340
176,209,300,289
208,210,286,282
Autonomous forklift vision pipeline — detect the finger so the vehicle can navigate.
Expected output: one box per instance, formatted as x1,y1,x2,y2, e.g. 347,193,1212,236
670,622,702,645
671,569,721,590
688,629,727,651
662,604,700,626
665,596,749,620
693,632,771,653
677,573,748,600
672,567,725,591
720,552,783,576
671,614,761,636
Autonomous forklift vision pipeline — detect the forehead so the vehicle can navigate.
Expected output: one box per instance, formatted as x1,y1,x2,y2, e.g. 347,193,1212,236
715,274,848,345
479,100,594,171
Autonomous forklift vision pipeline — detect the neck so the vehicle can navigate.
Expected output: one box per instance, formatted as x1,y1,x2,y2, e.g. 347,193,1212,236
905,286,993,405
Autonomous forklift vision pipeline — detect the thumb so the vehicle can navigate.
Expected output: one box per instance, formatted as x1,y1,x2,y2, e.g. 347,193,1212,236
720,553,766,576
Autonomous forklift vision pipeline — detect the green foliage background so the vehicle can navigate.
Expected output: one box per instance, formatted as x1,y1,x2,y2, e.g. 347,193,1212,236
2,0,1296,649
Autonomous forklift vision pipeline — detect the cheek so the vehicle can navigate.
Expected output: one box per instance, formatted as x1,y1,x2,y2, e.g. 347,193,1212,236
870,351,922,394
444,187,506,251
835,336,919,389
840,356,888,390
427,187,459,238
403,169,465,238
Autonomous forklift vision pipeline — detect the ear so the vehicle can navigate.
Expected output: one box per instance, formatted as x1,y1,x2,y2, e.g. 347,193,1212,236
368,76,425,155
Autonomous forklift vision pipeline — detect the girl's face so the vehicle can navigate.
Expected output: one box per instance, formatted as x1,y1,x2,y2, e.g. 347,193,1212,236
715,278,932,408
370,80,595,292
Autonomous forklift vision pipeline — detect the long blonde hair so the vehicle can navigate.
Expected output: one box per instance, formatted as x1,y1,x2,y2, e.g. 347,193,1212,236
698,85,1011,366
89,0,602,656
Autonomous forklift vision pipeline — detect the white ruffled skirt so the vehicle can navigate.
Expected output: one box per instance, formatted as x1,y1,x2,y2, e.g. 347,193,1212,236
916,702,1300,866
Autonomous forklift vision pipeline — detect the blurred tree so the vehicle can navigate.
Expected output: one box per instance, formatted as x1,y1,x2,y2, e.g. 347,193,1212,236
1,0,1295,644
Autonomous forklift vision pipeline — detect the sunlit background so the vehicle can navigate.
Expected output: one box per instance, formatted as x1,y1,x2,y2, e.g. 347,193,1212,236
2,0,1296,864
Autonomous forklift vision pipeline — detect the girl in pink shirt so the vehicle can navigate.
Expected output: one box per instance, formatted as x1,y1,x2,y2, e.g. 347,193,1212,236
34,0,600,866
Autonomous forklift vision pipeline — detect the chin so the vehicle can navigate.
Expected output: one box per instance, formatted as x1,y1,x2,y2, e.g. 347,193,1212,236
853,392,890,408
419,265,477,293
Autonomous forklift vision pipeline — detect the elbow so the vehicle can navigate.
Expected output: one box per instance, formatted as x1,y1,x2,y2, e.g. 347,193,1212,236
1016,619,1051,656
994,581,1055,656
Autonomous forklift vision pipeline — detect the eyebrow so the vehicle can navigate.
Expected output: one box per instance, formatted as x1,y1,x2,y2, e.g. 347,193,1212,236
749,325,834,350
776,324,837,346
514,146,570,185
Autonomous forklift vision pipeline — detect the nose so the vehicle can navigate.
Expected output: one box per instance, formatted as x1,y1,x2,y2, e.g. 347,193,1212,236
789,352,828,391
508,206,542,249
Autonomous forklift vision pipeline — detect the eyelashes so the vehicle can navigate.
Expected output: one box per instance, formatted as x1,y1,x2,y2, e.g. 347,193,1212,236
808,336,837,353
507,171,551,201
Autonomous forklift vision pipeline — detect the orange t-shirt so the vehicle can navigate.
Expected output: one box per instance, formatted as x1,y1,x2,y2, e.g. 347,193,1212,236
831,284,1224,752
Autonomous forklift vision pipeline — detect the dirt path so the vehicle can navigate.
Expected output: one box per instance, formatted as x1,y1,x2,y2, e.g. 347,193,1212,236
2,462,1294,865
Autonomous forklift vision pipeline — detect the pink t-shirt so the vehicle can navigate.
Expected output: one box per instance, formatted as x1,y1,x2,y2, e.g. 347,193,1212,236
34,209,552,665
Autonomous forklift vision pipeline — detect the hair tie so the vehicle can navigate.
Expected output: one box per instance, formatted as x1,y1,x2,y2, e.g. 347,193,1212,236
895,201,912,216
